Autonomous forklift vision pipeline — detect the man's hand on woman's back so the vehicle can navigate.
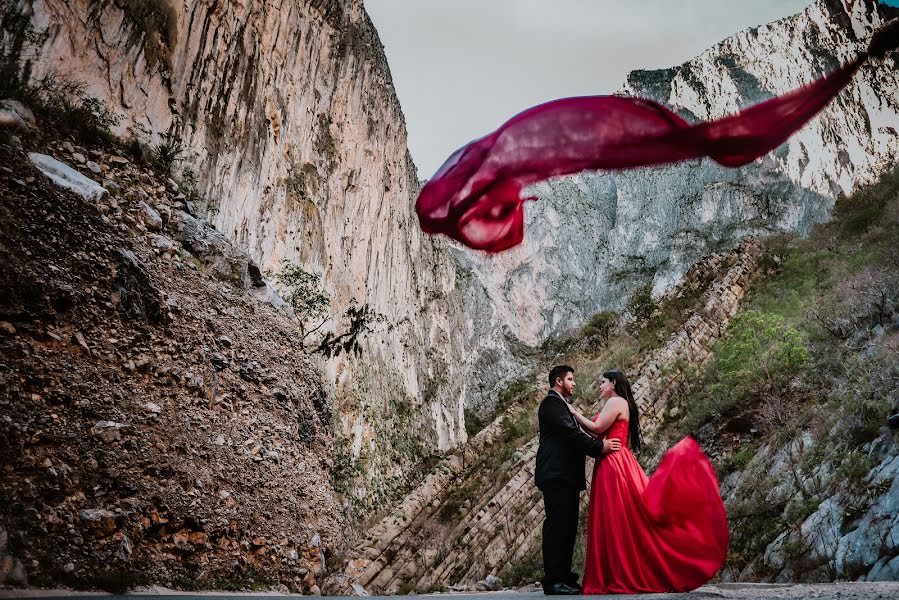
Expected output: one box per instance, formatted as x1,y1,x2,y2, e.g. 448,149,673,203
602,438,621,454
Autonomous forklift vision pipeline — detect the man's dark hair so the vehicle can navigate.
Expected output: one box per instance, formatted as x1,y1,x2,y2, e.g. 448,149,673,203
548,365,574,388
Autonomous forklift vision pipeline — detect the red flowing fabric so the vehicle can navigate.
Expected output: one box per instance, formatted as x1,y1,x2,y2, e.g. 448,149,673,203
581,420,728,594
415,22,899,252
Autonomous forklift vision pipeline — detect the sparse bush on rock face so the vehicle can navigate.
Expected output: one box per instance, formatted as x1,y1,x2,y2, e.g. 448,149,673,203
268,260,330,336
1,3,124,143
716,310,810,389
152,131,182,177
266,260,384,359
581,310,619,351
0,74,121,145
626,284,658,334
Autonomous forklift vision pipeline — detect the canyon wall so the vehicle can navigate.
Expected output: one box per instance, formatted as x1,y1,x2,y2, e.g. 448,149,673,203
458,0,899,414
3,0,471,514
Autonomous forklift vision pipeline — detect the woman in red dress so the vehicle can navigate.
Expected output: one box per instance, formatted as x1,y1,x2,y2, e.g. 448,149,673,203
568,370,728,594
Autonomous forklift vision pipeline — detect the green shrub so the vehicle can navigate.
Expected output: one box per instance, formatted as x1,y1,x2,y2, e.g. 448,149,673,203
267,259,330,339
501,544,543,587
831,171,894,238
464,408,487,438
437,478,483,524
679,311,809,432
833,450,874,489
721,446,756,475
715,310,810,391
465,375,538,438
153,130,182,176
582,310,619,351
1,72,121,145
749,250,833,322
500,410,534,444
626,284,657,333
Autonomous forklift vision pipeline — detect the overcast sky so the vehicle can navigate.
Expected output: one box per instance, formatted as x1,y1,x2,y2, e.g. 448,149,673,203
364,0,814,178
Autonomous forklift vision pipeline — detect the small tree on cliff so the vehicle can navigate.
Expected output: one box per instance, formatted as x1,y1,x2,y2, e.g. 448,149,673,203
268,259,330,341
268,260,384,354
314,301,385,358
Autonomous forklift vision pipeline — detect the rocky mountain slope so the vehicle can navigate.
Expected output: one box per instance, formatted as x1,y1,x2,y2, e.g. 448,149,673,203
328,239,763,594
2,0,898,591
327,164,899,593
670,167,899,584
457,0,899,415
0,132,342,590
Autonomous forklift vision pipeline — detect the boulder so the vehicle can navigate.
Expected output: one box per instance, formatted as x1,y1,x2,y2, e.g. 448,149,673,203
112,249,166,323
171,210,257,288
136,200,163,231
0,109,27,130
475,574,503,591
350,582,370,596
254,282,291,312
149,234,176,253
0,99,35,125
28,152,108,202
0,555,28,585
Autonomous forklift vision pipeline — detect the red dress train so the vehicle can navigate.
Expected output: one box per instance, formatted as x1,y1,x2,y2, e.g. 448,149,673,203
581,420,728,594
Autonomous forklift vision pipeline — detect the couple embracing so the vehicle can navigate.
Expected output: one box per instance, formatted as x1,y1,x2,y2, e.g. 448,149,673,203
535,366,728,595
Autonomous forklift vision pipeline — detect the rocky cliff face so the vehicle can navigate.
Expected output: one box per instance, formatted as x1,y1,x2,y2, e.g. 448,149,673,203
328,240,763,594
457,0,899,414
3,0,470,516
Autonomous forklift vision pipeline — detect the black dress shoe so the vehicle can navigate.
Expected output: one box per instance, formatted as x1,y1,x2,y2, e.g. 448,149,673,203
545,582,581,595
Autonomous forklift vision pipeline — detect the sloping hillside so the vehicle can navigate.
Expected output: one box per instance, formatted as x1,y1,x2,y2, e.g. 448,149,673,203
653,165,899,582
0,117,342,591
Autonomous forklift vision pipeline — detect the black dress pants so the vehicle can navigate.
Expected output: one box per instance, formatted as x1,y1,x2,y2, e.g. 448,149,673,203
541,484,581,589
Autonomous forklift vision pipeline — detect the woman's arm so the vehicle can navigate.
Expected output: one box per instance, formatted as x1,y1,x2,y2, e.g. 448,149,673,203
568,403,602,435
570,398,625,436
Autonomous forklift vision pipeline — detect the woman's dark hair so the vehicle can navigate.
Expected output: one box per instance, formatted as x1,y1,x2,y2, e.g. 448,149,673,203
548,365,574,388
603,370,642,451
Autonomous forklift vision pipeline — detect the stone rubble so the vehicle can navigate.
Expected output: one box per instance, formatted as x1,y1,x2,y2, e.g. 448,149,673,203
1,131,342,591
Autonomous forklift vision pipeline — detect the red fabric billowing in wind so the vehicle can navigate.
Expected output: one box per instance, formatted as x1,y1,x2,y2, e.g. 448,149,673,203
414,55,868,252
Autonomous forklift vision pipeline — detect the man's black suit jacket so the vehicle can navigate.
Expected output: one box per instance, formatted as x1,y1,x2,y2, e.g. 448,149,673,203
535,390,605,490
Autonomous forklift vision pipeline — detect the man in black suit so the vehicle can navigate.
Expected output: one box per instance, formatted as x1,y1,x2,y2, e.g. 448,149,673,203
535,365,620,595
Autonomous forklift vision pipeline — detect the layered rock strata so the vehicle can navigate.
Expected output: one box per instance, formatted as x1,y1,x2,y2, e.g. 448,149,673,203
331,240,762,594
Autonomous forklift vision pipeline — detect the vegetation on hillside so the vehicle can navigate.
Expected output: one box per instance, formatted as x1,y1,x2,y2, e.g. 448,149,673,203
498,166,899,586
653,166,899,579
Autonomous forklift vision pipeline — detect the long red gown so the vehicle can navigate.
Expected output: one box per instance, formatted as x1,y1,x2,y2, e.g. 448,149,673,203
581,420,728,594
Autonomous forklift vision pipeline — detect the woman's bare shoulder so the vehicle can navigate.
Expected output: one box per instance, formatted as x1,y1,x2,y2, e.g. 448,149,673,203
607,395,628,407
608,396,629,417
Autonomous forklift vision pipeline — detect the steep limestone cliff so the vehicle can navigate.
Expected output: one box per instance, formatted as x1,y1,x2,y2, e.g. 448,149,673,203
2,0,470,516
457,0,899,415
